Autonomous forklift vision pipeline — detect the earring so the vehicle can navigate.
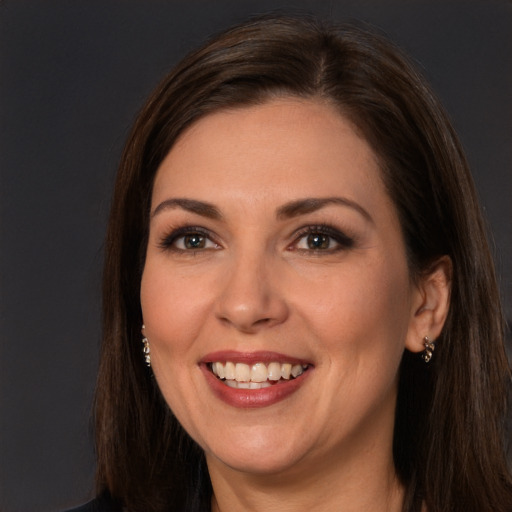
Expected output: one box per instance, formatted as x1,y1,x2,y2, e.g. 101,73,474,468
421,336,436,363
141,324,151,367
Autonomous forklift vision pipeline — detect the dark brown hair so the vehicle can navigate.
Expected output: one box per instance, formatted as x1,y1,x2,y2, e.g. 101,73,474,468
95,15,512,512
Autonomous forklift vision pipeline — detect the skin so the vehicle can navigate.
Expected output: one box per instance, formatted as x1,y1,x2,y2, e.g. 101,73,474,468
140,98,451,512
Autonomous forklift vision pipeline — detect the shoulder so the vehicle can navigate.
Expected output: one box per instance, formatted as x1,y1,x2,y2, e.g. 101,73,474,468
63,494,122,512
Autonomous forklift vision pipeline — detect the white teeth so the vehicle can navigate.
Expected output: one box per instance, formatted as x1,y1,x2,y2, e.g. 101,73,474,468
225,380,272,389
235,363,251,382
291,364,303,378
210,360,309,385
251,363,268,382
224,361,235,380
281,363,292,379
213,362,225,379
267,362,282,381
250,381,271,389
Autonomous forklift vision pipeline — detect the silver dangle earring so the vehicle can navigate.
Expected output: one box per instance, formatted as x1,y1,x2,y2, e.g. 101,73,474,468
141,324,151,367
421,336,436,363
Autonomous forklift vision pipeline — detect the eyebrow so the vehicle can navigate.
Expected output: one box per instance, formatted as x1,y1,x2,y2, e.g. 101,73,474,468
151,196,373,223
276,197,373,223
151,198,222,219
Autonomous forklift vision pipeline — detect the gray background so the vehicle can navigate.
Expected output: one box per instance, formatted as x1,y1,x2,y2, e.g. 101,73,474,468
1,1,510,511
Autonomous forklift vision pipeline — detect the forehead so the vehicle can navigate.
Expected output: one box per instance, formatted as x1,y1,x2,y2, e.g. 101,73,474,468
152,98,384,209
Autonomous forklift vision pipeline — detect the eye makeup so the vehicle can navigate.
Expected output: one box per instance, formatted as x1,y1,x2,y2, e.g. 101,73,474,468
289,224,356,253
156,221,357,256
158,225,221,252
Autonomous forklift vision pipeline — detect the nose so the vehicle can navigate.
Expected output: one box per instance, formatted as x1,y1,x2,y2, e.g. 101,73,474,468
215,251,289,334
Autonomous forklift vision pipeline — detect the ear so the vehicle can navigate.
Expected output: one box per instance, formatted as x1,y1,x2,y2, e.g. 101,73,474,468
405,256,452,354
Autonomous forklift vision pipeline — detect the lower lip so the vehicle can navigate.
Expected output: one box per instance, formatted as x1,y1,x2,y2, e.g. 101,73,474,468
200,364,310,409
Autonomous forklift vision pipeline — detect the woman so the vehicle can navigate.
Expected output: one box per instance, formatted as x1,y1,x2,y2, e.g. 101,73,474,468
71,15,512,512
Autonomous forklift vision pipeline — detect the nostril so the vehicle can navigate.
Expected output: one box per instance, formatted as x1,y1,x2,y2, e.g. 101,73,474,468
255,318,272,325
218,315,274,334
214,284,289,332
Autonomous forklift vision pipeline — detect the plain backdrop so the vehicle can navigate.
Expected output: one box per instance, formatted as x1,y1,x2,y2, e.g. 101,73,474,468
1,1,511,511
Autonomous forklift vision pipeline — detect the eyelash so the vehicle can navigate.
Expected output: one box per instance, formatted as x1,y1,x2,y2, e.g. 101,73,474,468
158,224,355,253
291,224,355,253
158,226,219,252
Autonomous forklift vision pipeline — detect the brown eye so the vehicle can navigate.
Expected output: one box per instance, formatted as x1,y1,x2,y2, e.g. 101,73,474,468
306,233,331,250
183,234,206,249
159,227,220,252
293,225,355,253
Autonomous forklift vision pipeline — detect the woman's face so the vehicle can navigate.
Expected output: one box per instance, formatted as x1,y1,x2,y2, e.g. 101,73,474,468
141,99,424,477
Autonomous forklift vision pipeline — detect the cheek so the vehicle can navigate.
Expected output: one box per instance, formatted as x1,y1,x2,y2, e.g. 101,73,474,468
140,261,213,358
139,262,213,426
295,256,412,364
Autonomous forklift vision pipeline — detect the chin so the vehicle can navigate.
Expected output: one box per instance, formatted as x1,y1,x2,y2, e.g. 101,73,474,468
208,449,304,476
202,425,311,476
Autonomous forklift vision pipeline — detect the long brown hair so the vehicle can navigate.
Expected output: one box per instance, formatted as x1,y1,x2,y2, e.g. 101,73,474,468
95,15,512,512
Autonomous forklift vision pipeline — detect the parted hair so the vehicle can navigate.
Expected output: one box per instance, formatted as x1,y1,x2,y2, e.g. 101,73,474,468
95,15,512,512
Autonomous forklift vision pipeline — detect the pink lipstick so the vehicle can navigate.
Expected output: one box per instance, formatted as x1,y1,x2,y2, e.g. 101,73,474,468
199,351,313,408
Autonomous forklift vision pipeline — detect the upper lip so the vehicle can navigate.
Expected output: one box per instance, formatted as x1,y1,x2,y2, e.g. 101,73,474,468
200,350,313,366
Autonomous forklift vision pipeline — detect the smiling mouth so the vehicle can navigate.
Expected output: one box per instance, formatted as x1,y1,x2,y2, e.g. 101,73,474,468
209,361,310,389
